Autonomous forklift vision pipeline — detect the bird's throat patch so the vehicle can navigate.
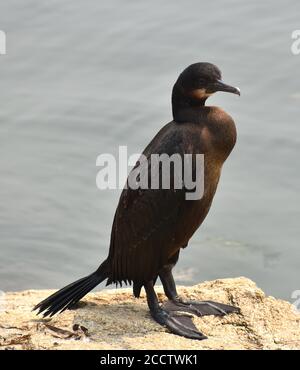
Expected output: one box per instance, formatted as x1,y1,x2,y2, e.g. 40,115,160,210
190,88,213,99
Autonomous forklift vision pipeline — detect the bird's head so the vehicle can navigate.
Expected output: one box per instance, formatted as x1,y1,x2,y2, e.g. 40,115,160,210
175,62,240,100
172,62,240,119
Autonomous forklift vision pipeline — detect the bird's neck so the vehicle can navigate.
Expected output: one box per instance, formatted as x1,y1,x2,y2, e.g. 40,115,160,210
172,83,208,123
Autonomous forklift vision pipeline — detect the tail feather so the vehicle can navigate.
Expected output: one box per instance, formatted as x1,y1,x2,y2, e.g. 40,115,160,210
36,276,90,314
33,260,109,317
43,277,97,317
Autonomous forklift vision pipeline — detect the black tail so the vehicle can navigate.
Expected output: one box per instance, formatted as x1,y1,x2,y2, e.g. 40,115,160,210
33,260,109,317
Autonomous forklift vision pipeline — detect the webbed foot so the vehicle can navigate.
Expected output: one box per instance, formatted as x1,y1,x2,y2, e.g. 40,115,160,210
162,298,240,317
151,307,207,340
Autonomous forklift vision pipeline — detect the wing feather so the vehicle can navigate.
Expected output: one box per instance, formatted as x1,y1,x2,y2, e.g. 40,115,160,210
108,123,188,284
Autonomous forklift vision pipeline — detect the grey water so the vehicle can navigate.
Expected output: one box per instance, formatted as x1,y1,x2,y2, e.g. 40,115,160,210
0,0,299,301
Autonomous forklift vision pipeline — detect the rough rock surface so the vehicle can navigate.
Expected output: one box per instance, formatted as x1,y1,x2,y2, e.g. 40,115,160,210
0,277,299,350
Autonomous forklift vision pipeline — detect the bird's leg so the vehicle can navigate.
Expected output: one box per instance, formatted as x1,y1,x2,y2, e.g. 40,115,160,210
144,280,206,340
159,268,240,317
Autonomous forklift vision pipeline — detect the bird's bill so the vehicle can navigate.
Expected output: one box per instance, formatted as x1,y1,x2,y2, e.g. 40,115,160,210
212,80,241,95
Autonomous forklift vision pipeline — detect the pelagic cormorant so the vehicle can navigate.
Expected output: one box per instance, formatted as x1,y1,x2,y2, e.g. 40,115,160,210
34,62,241,340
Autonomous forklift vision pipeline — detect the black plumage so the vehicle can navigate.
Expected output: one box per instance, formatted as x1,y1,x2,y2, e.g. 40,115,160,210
34,62,241,340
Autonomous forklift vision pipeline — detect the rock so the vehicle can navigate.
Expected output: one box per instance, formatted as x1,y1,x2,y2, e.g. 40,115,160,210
0,277,299,350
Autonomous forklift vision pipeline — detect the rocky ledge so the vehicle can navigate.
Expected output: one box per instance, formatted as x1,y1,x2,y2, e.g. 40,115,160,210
0,277,299,350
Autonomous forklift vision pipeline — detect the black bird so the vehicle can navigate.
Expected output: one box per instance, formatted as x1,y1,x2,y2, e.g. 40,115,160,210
34,62,240,340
